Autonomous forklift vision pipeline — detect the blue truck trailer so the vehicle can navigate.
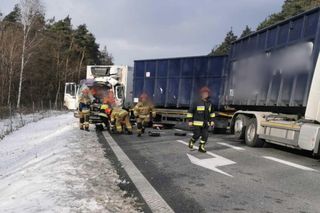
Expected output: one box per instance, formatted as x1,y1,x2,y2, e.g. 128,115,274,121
133,7,320,154
133,55,228,125
133,55,227,108
133,56,227,124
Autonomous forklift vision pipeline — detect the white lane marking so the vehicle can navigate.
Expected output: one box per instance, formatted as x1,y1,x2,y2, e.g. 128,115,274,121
174,129,183,132
176,140,235,177
188,133,193,136
263,156,317,172
217,142,245,151
103,132,174,213
186,154,233,177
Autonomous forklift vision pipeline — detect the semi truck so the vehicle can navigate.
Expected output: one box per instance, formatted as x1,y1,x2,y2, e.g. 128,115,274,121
133,7,320,155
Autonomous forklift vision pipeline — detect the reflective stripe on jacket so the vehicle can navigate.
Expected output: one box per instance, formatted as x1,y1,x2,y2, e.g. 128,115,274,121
186,98,215,127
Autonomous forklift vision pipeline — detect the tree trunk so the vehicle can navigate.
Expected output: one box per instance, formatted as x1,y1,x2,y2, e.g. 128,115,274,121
54,49,61,109
7,43,15,106
54,80,61,109
0,68,5,105
7,63,13,106
64,36,73,82
17,26,27,109
77,49,85,81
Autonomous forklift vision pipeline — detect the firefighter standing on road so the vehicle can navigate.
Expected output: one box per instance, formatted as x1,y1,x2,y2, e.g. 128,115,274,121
133,93,156,137
78,86,94,131
186,86,215,153
110,107,132,134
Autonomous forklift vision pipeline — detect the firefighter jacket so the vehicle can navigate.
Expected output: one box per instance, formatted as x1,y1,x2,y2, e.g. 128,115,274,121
111,107,129,122
133,101,155,118
79,86,94,105
186,98,215,127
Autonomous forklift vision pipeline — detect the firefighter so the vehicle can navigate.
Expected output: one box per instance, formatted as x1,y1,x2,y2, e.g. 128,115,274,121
78,86,94,131
110,107,132,134
186,86,215,153
99,103,112,131
133,93,156,137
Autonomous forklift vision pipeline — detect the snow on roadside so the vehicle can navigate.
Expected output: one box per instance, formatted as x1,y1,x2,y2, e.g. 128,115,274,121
0,111,63,140
0,113,139,213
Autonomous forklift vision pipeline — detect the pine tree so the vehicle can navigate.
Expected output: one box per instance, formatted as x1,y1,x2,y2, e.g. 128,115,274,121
99,46,113,65
257,0,320,30
240,25,253,38
3,4,21,23
209,30,238,56
0,2,114,108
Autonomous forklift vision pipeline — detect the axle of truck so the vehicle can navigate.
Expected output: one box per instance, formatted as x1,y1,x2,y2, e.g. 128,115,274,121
230,110,320,155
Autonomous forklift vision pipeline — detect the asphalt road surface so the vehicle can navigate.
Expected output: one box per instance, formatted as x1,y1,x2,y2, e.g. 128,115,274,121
100,129,320,213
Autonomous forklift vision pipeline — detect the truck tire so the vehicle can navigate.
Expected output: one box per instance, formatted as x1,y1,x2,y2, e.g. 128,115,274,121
245,118,264,147
234,114,248,139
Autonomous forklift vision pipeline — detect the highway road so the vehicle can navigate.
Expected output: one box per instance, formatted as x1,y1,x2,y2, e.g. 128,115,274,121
99,129,320,213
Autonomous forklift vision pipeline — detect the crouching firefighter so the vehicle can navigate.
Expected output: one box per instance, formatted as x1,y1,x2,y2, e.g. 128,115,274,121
186,86,215,153
100,103,112,131
133,93,156,137
110,107,132,134
79,86,94,131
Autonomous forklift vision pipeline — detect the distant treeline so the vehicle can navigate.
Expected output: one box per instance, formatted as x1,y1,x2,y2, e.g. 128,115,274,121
0,0,113,109
210,0,320,56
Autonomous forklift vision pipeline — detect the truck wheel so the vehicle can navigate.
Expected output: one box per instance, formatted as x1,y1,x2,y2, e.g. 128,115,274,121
245,118,264,147
234,114,248,139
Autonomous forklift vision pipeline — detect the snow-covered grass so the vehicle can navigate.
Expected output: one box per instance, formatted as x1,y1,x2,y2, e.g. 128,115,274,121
0,113,139,212
0,111,63,140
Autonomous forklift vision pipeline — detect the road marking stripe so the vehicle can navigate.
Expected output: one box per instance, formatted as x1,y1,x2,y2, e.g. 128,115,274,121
176,140,222,158
176,140,235,177
263,156,317,172
174,128,183,132
102,132,174,213
217,142,245,151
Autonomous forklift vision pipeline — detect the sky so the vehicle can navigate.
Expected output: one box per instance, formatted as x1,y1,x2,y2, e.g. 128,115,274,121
1,0,283,65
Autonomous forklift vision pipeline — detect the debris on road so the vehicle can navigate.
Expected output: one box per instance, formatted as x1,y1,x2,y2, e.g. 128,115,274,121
148,131,161,137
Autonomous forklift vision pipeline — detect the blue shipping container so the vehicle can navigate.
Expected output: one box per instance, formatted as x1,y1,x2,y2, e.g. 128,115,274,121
223,7,320,112
133,56,227,109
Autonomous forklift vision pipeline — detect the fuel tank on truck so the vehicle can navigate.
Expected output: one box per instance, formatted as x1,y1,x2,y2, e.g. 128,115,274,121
133,55,228,109
222,7,320,115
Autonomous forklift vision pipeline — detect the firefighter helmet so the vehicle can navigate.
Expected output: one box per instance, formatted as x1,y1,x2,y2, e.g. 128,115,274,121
200,86,210,94
82,88,90,95
140,93,149,100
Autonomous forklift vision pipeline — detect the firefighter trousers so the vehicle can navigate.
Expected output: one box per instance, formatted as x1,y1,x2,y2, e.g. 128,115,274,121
79,111,90,129
115,116,132,133
191,125,209,144
136,116,150,134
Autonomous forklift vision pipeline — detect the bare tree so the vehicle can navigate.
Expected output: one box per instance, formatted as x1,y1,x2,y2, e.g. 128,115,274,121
16,0,44,108
7,28,21,106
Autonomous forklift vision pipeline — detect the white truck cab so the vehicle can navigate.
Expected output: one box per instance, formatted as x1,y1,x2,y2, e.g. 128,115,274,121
64,65,133,110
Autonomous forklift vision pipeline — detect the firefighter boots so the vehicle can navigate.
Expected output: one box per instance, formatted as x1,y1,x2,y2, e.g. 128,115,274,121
188,138,195,150
198,142,207,153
